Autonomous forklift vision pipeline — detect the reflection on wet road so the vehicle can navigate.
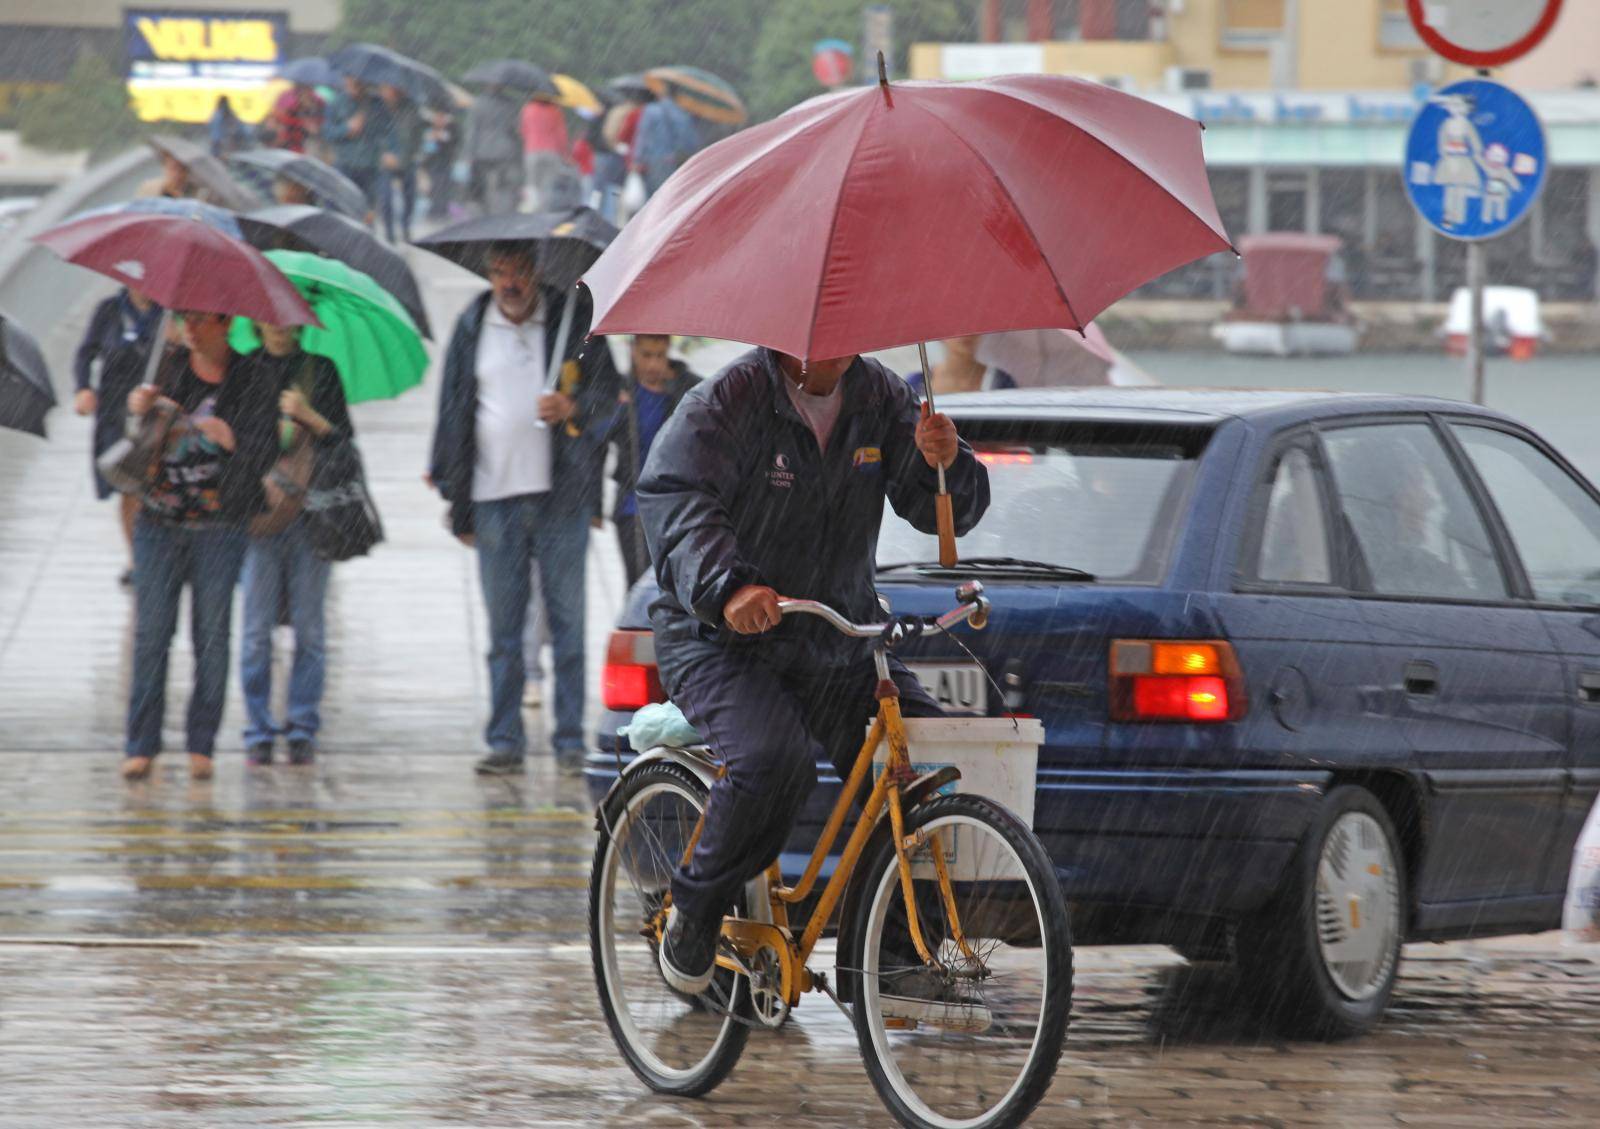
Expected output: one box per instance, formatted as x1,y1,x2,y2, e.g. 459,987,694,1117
0,755,1596,1127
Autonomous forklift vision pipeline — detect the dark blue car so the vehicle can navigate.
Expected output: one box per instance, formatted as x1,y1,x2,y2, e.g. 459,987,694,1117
590,388,1600,1036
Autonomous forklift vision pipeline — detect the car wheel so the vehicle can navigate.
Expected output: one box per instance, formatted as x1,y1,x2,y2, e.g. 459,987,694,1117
1236,785,1405,1039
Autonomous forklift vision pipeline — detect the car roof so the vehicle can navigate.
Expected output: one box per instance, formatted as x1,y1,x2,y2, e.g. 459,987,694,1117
937,387,1512,429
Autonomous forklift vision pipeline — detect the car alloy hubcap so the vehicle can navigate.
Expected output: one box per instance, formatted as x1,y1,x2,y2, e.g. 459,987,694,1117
1314,811,1400,1001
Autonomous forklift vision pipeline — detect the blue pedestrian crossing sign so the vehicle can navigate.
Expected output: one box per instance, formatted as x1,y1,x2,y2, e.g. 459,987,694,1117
1404,78,1546,241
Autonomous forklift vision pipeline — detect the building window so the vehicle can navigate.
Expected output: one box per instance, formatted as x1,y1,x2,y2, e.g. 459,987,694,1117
1378,0,1423,49
1221,0,1284,49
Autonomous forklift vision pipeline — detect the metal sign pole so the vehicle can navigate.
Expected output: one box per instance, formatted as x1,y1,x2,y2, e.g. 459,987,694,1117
1467,241,1486,405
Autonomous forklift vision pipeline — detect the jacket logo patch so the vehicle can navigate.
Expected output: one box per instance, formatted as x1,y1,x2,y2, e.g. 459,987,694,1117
769,452,795,488
852,446,882,470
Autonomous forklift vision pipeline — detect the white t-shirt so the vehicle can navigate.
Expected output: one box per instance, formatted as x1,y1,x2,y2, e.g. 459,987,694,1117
784,374,844,452
473,299,553,502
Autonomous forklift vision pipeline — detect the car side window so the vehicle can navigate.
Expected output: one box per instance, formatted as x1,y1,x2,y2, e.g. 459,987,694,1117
1321,422,1507,601
1252,446,1333,585
1453,425,1600,606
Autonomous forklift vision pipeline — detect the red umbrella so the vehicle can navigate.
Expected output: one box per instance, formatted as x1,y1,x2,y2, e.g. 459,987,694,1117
34,212,318,327
584,69,1233,360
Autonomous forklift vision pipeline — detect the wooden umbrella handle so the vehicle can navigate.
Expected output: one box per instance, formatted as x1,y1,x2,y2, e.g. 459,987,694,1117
936,491,958,567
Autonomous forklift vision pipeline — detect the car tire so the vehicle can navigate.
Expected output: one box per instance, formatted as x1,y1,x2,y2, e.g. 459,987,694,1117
1236,785,1406,1040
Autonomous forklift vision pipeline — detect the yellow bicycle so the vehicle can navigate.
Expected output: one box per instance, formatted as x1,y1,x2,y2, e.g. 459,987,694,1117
589,583,1072,1129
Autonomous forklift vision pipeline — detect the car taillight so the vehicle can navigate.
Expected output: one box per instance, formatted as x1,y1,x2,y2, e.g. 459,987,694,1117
603,629,665,711
1109,640,1246,723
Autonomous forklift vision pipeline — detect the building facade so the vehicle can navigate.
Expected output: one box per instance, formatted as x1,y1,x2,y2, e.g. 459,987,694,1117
912,0,1600,301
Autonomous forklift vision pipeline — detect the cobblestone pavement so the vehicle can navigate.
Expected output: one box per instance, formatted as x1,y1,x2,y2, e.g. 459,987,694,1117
1,255,1598,1127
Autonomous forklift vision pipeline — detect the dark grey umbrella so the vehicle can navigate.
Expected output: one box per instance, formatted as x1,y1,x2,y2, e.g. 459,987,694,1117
277,57,339,87
463,59,559,99
605,74,654,102
0,312,54,438
413,206,618,291
238,205,432,339
229,149,368,220
145,135,263,213
328,43,453,110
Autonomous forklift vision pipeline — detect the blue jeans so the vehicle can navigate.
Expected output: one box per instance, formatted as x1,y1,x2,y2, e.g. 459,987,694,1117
240,522,332,746
475,494,590,756
126,519,248,760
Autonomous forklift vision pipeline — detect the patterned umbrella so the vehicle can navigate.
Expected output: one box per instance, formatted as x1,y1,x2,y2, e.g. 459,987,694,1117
644,66,746,125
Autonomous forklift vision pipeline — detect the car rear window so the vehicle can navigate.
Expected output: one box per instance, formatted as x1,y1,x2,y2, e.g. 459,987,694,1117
878,420,1212,583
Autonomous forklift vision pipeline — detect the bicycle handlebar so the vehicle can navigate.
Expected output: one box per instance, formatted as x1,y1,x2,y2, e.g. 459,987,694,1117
777,581,989,642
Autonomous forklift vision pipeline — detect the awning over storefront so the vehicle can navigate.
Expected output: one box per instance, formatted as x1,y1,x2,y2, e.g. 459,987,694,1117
1200,122,1600,167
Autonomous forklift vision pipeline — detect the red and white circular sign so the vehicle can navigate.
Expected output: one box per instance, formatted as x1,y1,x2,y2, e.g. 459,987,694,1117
1406,0,1564,67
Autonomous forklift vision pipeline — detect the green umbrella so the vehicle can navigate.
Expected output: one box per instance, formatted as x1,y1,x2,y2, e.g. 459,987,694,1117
229,250,428,404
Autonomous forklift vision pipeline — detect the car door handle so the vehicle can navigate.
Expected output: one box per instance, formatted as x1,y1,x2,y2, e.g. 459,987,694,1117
1580,670,1600,705
1404,661,1439,697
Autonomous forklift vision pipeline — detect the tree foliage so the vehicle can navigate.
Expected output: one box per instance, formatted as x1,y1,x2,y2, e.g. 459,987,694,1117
17,54,143,156
335,0,976,121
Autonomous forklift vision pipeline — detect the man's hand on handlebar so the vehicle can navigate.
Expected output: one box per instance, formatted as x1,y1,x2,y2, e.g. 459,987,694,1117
723,585,783,634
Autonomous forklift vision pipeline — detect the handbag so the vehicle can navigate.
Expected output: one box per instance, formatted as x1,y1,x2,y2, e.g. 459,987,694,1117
301,437,384,562
95,400,179,496
249,360,319,538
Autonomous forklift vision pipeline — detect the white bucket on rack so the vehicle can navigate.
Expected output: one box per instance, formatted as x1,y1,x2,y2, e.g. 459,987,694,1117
872,717,1044,882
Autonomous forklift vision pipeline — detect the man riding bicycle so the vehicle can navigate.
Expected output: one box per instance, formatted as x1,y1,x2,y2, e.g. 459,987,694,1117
636,346,990,996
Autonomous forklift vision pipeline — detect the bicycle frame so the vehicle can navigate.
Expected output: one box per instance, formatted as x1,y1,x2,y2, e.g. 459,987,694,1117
676,643,979,1009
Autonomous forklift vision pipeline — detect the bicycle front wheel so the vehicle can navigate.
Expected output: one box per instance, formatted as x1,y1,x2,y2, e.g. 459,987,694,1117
850,794,1072,1129
589,761,748,1096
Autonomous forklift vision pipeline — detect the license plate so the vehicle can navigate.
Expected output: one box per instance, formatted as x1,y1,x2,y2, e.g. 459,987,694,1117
910,663,987,715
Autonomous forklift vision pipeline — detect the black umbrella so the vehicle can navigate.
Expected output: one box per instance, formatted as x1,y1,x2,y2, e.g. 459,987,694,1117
463,59,559,99
328,43,453,109
0,312,54,438
229,149,368,220
413,206,618,291
605,73,654,102
237,204,432,339
144,135,263,212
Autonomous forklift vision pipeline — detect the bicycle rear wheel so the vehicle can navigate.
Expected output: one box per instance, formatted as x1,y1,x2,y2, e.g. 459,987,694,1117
849,794,1072,1129
589,761,748,1096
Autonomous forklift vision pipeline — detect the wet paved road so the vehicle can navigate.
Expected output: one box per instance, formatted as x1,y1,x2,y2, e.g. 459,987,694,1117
2,254,1599,1126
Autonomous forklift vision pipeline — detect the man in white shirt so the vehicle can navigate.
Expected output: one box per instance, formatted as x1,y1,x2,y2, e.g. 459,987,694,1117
428,242,621,774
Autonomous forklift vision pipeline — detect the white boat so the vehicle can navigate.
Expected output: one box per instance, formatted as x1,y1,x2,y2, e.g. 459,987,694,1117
1212,319,1360,356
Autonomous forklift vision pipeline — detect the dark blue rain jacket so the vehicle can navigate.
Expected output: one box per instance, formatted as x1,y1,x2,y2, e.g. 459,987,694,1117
638,348,990,672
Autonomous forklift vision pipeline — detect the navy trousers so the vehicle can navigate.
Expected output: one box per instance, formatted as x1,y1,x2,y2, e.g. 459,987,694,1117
662,644,941,926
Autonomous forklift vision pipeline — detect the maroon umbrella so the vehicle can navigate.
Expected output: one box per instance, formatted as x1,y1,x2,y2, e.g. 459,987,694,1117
34,212,317,327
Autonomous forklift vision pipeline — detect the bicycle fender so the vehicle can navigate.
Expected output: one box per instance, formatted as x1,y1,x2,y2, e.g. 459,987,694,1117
594,744,721,829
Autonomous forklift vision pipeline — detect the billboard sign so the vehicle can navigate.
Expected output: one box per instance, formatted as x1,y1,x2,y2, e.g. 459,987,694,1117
125,8,287,125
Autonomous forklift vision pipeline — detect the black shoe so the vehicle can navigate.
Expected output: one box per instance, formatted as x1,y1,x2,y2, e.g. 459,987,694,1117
287,739,316,766
658,905,718,995
474,751,525,776
246,742,274,766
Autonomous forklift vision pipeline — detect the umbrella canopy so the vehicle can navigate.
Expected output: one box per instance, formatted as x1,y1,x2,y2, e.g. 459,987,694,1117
605,73,654,102
415,207,618,292
584,72,1232,360
277,57,339,87
144,135,263,212
0,312,53,438
552,74,601,113
645,65,746,125
463,59,558,99
229,250,427,404
228,148,368,220
34,213,317,327
238,204,431,338
975,323,1117,388
328,43,453,109
75,196,243,239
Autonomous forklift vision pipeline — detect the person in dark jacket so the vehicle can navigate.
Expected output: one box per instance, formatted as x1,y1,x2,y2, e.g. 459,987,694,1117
604,334,700,586
73,287,163,584
378,84,421,243
238,322,354,767
637,347,989,994
427,241,621,773
325,76,390,217
122,311,280,782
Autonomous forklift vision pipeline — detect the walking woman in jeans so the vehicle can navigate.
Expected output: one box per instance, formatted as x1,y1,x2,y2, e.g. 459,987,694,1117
238,322,352,766
122,311,279,781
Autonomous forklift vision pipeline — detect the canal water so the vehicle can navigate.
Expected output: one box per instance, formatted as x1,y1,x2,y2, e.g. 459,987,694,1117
1131,350,1599,483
